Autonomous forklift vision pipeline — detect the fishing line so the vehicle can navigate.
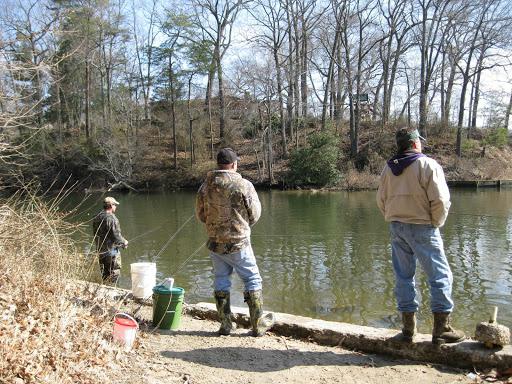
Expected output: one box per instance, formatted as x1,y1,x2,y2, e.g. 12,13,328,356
154,214,196,259
451,212,510,219
128,221,170,244
171,241,207,275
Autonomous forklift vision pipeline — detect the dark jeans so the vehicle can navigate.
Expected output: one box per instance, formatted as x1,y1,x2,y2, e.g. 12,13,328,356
99,249,122,284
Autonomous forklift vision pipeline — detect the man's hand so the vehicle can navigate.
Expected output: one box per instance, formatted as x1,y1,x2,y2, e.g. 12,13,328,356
122,240,129,249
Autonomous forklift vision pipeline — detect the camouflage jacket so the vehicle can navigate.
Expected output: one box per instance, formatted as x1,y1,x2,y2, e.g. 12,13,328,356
92,210,127,254
196,170,261,254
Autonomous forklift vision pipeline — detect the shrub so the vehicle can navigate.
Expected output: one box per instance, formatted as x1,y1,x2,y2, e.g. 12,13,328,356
484,128,508,148
461,139,480,157
287,131,341,187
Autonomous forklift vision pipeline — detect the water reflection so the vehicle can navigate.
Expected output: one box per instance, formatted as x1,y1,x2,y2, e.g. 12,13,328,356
62,188,512,334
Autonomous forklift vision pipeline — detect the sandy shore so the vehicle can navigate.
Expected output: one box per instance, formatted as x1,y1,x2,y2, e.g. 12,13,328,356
107,303,473,384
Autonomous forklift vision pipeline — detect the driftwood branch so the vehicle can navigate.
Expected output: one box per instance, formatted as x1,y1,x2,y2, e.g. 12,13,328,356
107,180,138,192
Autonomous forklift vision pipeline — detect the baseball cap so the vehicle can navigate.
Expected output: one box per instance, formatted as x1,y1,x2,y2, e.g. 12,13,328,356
396,128,426,149
104,196,120,205
217,148,240,164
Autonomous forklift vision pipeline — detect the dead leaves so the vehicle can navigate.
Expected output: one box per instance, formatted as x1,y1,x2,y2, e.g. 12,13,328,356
0,202,121,383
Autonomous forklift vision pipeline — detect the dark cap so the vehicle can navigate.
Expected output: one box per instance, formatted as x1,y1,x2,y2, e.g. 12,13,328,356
217,148,240,164
396,128,426,150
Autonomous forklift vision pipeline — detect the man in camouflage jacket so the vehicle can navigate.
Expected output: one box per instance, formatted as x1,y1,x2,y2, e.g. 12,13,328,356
196,148,274,337
92,196,128,284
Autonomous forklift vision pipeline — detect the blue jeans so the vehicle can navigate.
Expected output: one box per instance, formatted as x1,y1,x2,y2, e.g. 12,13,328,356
210,245,263,292
390,222,454,313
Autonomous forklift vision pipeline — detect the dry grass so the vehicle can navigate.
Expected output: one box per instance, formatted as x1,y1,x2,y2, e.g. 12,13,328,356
0,195,123,383
340,166,380,190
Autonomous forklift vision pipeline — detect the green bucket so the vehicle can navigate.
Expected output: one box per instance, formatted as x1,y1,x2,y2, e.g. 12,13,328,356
152,285,185,330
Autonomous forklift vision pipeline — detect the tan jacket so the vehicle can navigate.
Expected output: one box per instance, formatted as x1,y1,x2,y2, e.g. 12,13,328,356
376,156,451,227
196,170,261,253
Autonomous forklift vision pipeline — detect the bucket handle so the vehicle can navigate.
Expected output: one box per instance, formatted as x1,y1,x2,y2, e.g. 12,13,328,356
114,313,139,329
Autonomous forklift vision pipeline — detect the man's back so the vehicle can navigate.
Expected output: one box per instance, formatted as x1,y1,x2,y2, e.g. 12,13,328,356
92,210,121,253
377,155,450,228
196,170,261,247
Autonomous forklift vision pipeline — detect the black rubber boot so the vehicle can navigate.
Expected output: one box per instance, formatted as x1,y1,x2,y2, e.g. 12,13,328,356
214,291,236,336
244,290,274,337
432,312,465,345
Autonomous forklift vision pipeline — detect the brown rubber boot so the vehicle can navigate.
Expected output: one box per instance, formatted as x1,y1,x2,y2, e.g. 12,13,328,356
244,290,274,337
399,312,416,342
214,291,236,336
432,312,465,345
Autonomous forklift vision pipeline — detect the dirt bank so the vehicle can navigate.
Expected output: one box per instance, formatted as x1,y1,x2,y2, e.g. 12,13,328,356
108,302,473,384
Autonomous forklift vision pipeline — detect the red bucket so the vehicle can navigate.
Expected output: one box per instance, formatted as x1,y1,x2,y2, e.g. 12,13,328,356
113,313,138,350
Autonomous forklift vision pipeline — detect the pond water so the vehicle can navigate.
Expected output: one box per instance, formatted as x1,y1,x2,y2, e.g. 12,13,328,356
63,188,512,334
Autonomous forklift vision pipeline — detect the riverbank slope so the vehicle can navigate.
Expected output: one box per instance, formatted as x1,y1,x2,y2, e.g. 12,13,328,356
20,122,512,192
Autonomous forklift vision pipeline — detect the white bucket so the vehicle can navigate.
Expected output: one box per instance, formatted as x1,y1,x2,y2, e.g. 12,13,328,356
112,313,138,351
130,262,156,299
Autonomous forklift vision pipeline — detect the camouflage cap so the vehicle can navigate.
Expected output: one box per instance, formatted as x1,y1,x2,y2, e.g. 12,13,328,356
217,148,240,164
104,196,120,205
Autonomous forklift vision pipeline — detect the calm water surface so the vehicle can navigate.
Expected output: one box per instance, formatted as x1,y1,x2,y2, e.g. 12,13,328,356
63,188,512,334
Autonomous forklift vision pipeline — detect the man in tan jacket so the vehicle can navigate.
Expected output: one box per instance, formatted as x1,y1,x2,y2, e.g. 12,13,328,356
377,128,465,345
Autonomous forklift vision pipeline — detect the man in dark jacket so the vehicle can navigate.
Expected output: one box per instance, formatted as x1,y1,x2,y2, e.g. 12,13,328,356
92,196,128,284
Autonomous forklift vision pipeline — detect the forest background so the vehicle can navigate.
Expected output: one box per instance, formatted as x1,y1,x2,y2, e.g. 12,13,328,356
2,0,512,192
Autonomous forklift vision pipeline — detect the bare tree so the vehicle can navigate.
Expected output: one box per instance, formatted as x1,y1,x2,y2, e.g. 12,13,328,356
132,0,160,123
341,0,383,157
415,0,459,138
249,0,288,155
317,1,340,131
454,0,509,156
194,0,252,144
378,0,416,126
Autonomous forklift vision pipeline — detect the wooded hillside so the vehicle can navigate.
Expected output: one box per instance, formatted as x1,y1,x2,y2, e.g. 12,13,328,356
1,0,512,190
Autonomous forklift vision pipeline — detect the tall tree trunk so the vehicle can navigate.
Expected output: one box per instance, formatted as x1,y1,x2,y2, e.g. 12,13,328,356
321,24,340,130
381,40,391,125
85,58,91,139
285,0,294,143
292,0,301,122
106,65,112,129
169,55,177,169
440,50,446,126
335,43,344,129
217,53,226,142
373,75,383,121
418,5,428,137
188,74,194,167
505,88,512,129
207,75,214,160
443,55,456,126
456,77,470,156
342,28,356,157
470,46,485,132
467,78,474,138
274,48,287,156
300,14,308,118
266,105,274,184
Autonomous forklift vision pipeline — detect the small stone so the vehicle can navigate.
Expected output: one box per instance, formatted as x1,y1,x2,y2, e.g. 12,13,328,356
475,322,511,347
